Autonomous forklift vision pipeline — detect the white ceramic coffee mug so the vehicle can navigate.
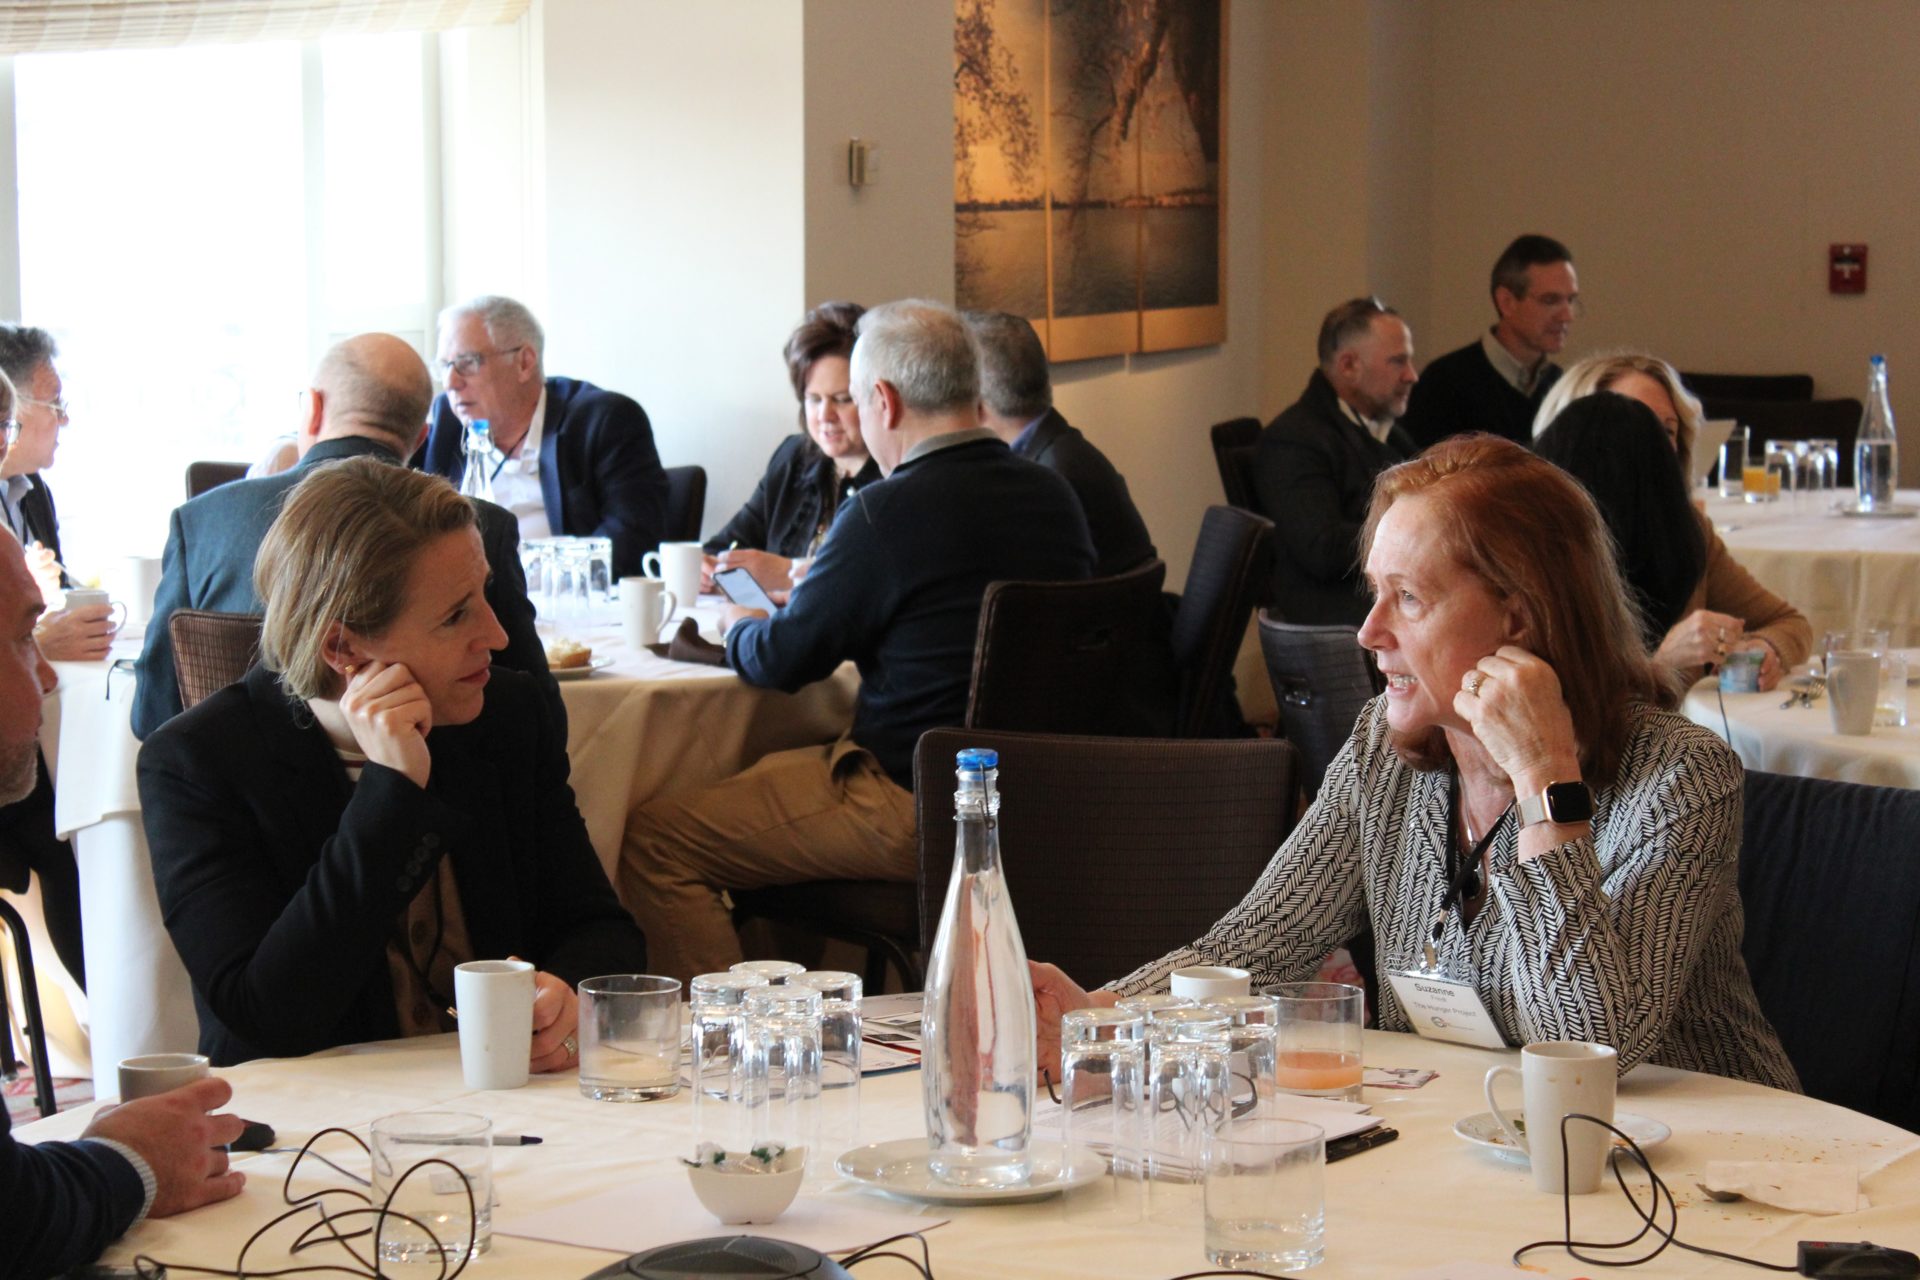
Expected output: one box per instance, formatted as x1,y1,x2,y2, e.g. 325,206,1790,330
118,1052,210,1101
642,542,704,613
1483,1040,1618,1194
454,959,535,1090
61,586,128,635
620,576,678,640
1169,965,1252,1000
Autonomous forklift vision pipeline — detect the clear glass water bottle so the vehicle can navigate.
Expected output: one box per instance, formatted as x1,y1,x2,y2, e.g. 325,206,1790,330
922,748,1036,1187
1857,356,1899,510
460,419,496,504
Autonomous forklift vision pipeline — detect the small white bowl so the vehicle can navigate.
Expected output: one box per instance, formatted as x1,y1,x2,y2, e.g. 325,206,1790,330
686,1149,805,1224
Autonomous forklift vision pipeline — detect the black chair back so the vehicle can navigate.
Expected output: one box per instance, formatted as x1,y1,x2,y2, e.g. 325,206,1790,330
967,559,1177,737
1700,397,1863,485
1679,371,1814,403
169,610,263,711
1256,612,1382,799
664,465,707,543
1739,770,1920,1132
1209,417,1262,511
1170,505,1272,737
185,461,248,499
914,728,1300,985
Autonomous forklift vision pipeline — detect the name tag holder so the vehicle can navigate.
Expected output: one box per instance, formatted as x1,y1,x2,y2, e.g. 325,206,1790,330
1386,963,1509,1050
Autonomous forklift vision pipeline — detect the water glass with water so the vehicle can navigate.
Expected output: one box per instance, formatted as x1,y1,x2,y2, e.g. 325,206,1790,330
1059,1007,1146,1223
1718,427,1749,498
737,984,824,1161
1144,1004,1232,1221
578,974,682,1101
1273,982,1364,1102
1878,652,1909,728
370,1110,492,1264
1203,1116,1325,1271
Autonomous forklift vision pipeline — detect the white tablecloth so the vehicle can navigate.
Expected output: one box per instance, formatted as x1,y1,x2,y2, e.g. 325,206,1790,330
17,1029,1919,1278
1708,489,1920,646
1682,666,1920,790
37,604,858,1081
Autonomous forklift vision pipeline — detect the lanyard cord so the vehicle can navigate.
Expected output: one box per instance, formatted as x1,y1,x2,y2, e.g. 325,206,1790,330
1434,769,1513,943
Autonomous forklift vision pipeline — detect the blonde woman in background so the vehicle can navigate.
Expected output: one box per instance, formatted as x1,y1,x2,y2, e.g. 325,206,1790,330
1533,352,1811,691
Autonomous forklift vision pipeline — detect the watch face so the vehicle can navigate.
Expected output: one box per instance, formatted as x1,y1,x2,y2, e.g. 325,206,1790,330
1544,781,1595,823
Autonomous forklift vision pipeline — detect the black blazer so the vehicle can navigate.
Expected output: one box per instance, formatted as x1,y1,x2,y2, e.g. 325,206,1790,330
704,432,882,560
131,435,555,741
8,473,69,588
1013,409,1157,579
137,664,646,1067
417,376,668,578
1254,370,1417,626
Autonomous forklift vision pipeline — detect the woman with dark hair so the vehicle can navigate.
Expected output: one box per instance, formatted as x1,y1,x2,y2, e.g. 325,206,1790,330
1534,350,1810,690
1028,434,1796,1090
139,458,646,1067
1533,393,1707,662
703,301,883,591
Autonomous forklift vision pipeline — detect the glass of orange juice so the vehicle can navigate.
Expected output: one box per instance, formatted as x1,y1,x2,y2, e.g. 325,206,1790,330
1271,982,1364,1102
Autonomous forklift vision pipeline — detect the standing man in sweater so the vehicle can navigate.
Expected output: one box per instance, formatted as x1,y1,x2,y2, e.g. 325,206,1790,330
1401,235,1578,449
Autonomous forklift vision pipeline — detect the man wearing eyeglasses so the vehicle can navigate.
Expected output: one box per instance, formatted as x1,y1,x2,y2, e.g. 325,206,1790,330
1401,234,1578,450
1256,298,1420,627
414,296,668,579
0,324,100,994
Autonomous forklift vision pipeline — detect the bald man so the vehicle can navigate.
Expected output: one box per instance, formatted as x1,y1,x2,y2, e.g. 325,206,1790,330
133,333,555,738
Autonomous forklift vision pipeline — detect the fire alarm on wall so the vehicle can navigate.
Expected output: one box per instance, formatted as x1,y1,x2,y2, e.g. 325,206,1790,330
1831,244,1867,294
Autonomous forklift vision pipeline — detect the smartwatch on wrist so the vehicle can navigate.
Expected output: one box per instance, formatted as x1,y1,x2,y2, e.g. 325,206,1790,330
1517,781,1594,828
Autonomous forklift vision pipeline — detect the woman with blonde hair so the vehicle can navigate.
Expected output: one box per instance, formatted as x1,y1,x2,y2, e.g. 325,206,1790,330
1533,351,1811,691
138,456,646,1067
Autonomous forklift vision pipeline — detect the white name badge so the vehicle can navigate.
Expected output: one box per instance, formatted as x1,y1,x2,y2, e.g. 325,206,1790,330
1386,969,1511,1050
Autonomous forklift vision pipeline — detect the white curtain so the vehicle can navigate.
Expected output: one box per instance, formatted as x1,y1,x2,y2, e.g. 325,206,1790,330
0,0,528,54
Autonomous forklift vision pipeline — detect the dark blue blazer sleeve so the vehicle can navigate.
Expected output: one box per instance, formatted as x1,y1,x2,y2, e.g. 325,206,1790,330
0,1107,145,1280
131,506,193,740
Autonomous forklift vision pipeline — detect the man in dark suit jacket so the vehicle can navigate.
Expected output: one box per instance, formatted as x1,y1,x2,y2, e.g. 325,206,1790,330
0,324,104,989
0,530,248,1280
132,334,555,740
966,310,1156,578
413,295,668,578
1401,234,1578,449
1255,298,1420,626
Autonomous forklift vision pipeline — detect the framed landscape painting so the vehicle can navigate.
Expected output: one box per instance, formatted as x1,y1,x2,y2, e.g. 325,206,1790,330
955,0,1225,362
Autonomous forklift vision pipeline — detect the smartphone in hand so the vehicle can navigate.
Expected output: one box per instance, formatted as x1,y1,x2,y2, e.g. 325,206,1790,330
713,565,779,613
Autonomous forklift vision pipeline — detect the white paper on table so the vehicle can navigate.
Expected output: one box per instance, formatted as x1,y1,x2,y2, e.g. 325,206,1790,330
1031,1092,1378,1181
1399,1262,1585,1280
494,1170,943,1256
1700,1160,1868,1214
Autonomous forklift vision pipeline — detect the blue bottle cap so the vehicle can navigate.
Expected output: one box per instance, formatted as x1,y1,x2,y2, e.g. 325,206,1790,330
955,748,999,772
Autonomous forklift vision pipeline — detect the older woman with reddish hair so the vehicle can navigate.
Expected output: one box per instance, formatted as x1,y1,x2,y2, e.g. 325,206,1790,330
703,301,883,591
1031,434,1797,1090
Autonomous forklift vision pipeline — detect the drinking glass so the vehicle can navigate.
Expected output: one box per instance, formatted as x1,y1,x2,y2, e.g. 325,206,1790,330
578,974,682,1101
1115,993,1194,1021
1059,1007,1147,1223
1207,995,1281,1110
1272,982,1364,1102
1811,437,1842,503
1761,445,1796,505
583,535,616,604
737,985,824,1163
1203,1117,1325,1271
1144,1004,1231,1221
1718,427,1749,498
795,970,862,1181
1878,652,1909,728
370,1111,492,1264
731,959,805,986
690,972,769,1101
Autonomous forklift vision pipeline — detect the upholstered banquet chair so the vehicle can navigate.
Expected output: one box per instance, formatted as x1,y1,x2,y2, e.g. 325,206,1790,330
184,460,248,499
663,465,707,544
169,610,263,711
1678,371,1814,404
1256,612,1383,801
1208,416,1261,511
1171,504,1273,737
1739,769,1920,1132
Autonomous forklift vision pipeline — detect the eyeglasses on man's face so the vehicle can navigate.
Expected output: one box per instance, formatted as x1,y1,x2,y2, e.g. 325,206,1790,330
434,346,525,381
1,419,18,448
19,396,68,422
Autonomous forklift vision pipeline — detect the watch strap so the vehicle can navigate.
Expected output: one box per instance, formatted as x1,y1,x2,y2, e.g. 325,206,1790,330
1518,781,1594,828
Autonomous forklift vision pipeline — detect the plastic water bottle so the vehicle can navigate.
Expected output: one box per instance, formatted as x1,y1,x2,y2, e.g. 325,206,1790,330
1856,356,1899,510
459,419,496,504
921,748,1036,1187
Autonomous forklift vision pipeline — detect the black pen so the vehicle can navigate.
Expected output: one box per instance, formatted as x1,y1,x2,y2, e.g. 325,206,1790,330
495,1135,543,1146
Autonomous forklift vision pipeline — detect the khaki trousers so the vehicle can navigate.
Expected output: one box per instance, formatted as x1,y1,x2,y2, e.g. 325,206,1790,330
618,737,916,983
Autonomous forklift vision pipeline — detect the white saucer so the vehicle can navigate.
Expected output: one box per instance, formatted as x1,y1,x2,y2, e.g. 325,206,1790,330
1454,1111,1671,1165
551,656,615,680
836,1138,1105,1204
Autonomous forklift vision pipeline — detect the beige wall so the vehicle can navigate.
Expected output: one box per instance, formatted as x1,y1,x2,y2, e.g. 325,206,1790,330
1424,0,1916,478
538,0,808,536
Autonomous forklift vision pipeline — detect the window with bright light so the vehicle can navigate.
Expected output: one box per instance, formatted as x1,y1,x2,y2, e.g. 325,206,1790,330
11,32,437,574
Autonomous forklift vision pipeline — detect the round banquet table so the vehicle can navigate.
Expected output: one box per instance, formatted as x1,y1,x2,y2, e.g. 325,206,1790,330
34,603,857,1082
1681,665,1920,789
1704,489,1920,648
16,1029,1919,1279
